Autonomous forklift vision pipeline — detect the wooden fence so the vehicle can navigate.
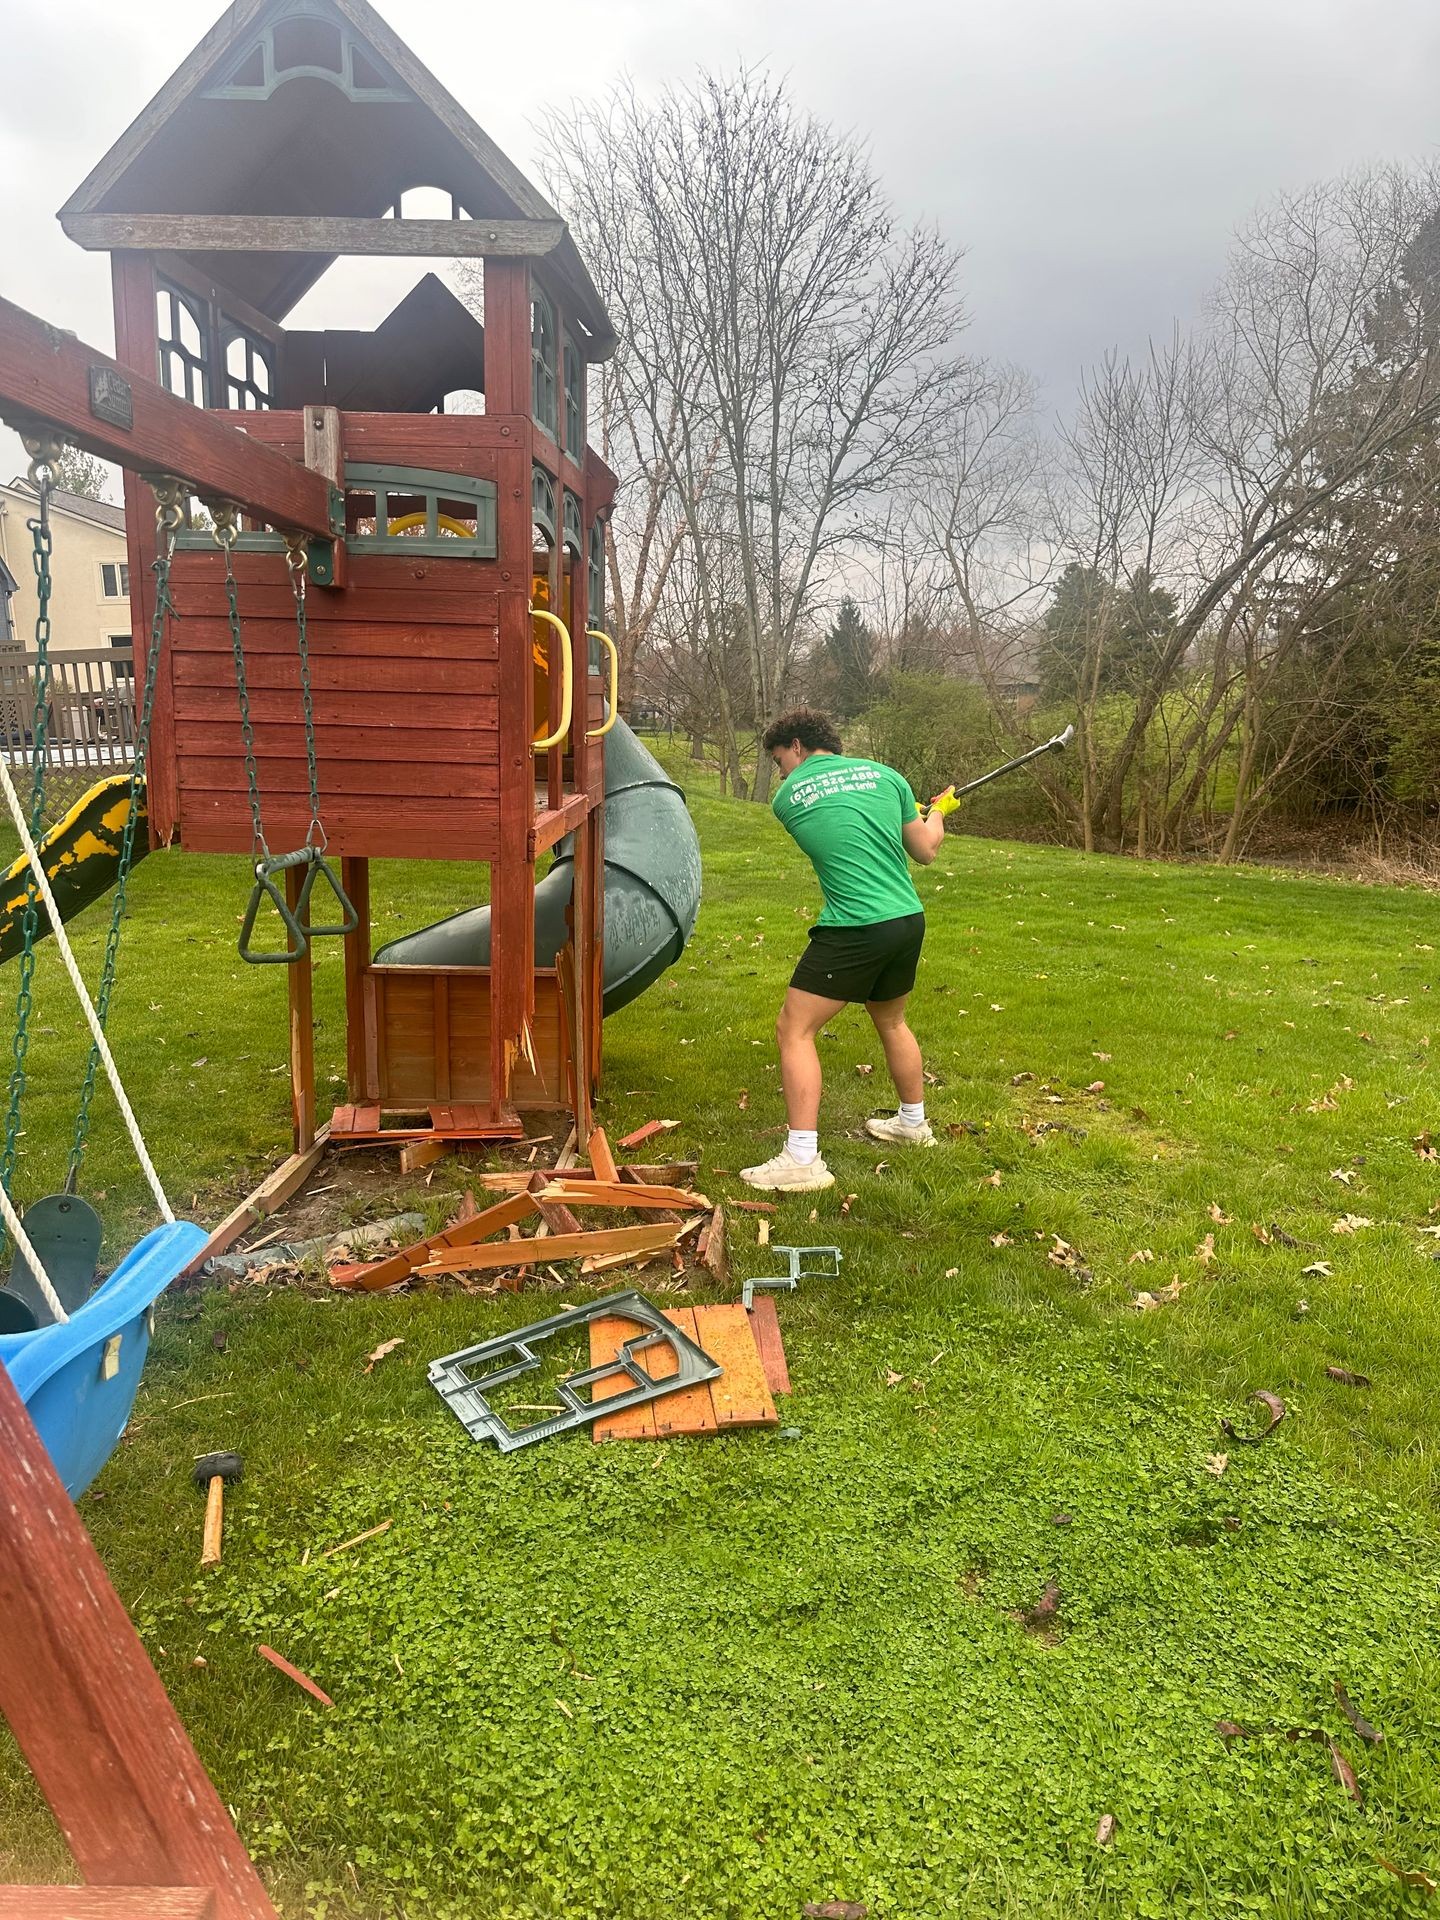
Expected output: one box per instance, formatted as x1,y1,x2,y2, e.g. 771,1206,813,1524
0,646,136,771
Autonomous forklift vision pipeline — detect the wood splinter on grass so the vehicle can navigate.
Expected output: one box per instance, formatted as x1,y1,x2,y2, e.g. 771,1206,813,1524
257,1643,334,1707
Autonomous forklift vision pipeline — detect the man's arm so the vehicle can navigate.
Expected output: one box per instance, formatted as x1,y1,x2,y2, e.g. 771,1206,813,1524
902,809,945,866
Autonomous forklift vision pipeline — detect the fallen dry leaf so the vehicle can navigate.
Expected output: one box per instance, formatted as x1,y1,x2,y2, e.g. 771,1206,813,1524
1093,1051,1112,1061
1302,1260,1332,1278
1011,1070,1035,1085
1128,1247,1156,1265
1134,1276,1184,1311
944,1266,959,1277
990,1231,1013,1247
1208,1203,1233,1224
363,1338,405,1374
1221,1389,1286,1446
855,1063,874,1077
884,1368,904,1387
1325,1366,1371,1388
1205,1453,1229,1476
1195,1233,1217,1265
1334,1682,1383,1746
1215,1719,1255,1742
980,1170,1003,1188
1250,1223,1273,1246
1328,1740,1363,1806
1378,1860,1437,1893
1330,1168,1356,1186
840,1193,857,1217
738,1089,749,1111
1332,1214,1374,1235
1095,1813,1117,1847
1085,1080,1106,1094
1414,1131,1437,1163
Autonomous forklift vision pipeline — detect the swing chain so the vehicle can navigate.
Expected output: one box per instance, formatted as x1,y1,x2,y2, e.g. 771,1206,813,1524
65,478,186,1188
211,502,269,861
0,441,63,1211
283,533,325,852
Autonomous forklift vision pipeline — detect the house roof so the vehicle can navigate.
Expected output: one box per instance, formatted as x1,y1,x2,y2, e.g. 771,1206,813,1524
58,0,613,352
3,479,126,535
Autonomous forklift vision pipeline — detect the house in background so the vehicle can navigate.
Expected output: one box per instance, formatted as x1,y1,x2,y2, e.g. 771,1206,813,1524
0,478,130,666
0,480,134,763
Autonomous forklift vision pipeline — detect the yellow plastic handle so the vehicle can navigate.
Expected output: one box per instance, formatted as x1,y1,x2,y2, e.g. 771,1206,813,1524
586,629,619,740
529,604,573,751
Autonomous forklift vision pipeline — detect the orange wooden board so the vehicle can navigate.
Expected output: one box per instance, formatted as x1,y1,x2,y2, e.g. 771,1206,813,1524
590,1304,777,1442
747,1294,792,1398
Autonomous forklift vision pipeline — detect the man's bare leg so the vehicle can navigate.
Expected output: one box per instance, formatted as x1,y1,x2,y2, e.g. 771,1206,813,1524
778,986,847,1128
866,994,924,1103
864,994,935,1145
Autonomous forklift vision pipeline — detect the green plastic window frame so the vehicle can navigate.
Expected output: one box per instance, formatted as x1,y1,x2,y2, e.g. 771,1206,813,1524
177,464,498,560
531,282,558,438
563,334,584,458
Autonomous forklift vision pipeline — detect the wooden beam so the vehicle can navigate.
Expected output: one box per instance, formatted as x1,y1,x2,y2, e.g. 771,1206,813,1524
0,1370,279,1919
0,1892,216,1917
418,1221,684,1273
0,294,334,535
60,214,567,259
180,1129,330,1278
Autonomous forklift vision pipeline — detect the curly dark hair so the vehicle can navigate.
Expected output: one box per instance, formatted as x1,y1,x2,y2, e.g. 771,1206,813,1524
761,708,843,755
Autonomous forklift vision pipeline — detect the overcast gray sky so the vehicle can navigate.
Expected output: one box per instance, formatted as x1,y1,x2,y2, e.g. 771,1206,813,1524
2,0,1438,481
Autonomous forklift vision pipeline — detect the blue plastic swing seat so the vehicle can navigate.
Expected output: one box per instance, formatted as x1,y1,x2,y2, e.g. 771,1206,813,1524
0,1219,207,1498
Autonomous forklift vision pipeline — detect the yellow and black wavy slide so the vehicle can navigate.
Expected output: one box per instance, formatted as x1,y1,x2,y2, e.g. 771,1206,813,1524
0,775,147,965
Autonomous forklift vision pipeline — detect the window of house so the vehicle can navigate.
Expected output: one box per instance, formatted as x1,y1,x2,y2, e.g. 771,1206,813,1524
589,520,605,628
531,282,557,437
563,335,584,459
108,633,134,681
100,562,130,599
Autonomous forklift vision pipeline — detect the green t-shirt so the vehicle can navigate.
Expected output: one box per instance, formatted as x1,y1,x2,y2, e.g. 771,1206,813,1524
771,754,924,927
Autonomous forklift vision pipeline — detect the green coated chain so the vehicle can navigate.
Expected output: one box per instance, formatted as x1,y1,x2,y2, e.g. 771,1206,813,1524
0,437,63,1210
65,480,186,1190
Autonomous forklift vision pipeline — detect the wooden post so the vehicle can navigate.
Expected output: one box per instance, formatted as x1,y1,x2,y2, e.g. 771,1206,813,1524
284,864,315,1152
341,857,370,1105
0,1369,279,1918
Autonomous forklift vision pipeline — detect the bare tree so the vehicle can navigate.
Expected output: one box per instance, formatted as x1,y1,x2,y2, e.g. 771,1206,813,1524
545,70,969,799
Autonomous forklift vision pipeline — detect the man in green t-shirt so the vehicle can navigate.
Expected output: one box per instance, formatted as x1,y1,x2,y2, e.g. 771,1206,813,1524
741,708,955,1191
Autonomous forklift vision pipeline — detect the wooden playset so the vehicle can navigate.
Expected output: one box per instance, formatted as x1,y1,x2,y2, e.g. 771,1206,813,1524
0,1,705,1908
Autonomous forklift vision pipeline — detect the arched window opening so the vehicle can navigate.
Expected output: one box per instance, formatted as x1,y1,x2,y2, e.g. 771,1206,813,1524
563,335,584,459
531,281,557,438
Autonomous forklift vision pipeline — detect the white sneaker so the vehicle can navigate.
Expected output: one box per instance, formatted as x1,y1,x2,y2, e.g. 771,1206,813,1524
740,1147,836,1191
865,1114,937,1147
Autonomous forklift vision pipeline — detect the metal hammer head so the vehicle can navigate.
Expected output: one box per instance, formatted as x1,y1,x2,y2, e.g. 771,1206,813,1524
1052,723,1075,750
193,1450,243,1490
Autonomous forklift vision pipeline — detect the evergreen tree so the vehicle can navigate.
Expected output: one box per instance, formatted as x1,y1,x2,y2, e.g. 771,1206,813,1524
817,596,876,715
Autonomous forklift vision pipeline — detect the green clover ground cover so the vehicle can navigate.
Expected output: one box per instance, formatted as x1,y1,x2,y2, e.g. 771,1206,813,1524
2,763,1439,1917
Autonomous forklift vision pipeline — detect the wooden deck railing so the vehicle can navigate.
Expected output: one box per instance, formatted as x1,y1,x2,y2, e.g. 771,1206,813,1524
0,647,136,770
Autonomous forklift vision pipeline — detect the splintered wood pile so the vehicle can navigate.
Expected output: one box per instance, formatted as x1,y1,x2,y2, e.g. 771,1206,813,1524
328,1128,727,1292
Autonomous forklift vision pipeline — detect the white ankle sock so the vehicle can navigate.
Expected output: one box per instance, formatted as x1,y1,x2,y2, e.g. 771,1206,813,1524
787,1129,819,1164
899,1101,926,1126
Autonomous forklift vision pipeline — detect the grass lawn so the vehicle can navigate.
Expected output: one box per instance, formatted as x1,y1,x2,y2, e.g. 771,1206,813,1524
2,760,1439,1918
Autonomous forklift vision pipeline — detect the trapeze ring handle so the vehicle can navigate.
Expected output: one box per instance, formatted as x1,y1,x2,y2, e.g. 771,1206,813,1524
529,605,573,751
586,629,619,740
238,854,310,966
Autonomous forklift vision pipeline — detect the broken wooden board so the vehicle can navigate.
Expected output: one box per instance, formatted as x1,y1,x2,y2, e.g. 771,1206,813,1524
590,1303,778,1441
747,1294,791,1398
539,1180,709,1211
417,1222,684,1275
331,1104,522,1144
478,1162,699,1194
586,1126,619,1183
330,1192,539,1291
617,1120,681,1150
399,1138,451,1174
180,1127,330,1279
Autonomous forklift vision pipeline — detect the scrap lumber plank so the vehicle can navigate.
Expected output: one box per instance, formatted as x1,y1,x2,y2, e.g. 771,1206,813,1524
617,1119,680,1150
555,1124,580,1171
331,1192,539,1291
0,1892,216,1916
588,1311,661,1442
701,1204,730,1287
400,1138,451,1174
587,1126,619,1183
696,1304,777,1429
180,1127,330,1278
651,1307,719,1438
541,1180,709,1211
478,1161,699,1194
418,1222,682,1274
527,1171,583,1236
747,1294,792,1398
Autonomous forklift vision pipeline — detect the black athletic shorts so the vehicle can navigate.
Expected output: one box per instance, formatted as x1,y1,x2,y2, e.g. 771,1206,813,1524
789,912,926,1004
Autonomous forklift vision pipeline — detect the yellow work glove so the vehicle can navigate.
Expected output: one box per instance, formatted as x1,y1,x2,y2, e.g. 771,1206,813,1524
927,786,962,819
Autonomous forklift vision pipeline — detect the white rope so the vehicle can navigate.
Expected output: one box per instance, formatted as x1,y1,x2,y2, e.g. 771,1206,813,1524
0,754,174,1224
0,1179,67,1323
